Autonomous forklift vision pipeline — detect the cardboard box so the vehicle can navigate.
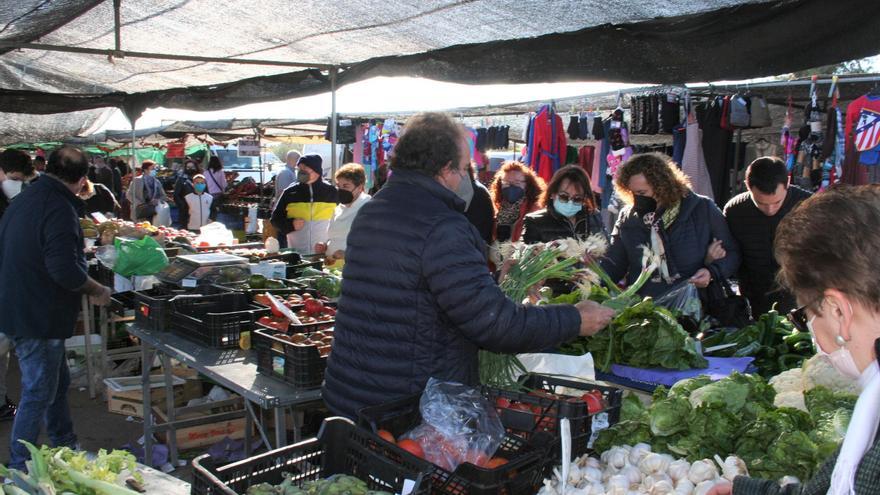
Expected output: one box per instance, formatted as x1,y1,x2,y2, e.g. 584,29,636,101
153,397,247,450
104,375,199,418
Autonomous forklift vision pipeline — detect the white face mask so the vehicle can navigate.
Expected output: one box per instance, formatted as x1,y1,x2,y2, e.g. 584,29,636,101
808,315,862,379
2,179,22,199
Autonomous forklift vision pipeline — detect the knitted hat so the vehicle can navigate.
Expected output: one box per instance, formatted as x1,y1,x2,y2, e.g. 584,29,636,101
297,154,323,175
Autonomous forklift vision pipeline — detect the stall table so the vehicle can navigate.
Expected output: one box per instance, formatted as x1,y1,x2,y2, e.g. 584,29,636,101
127,324,323,468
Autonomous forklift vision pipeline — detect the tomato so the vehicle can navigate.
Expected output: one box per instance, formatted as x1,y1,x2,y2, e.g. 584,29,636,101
322,307,336,317
303,298,324,316
581,391,605,414
509,403,532,413
253,294,272,307
198,241,210,247
302,293,313,300
397,439,424,459
484,457,508,469
377,430,396,443
495,397,511,409
464,449,488,468
258,316,274,326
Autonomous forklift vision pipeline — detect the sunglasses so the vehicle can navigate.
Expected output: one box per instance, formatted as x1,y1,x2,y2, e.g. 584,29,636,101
557,192,585,204
787,305,810,333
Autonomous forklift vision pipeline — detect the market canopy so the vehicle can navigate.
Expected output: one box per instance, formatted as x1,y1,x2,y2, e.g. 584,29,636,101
2,0,879,121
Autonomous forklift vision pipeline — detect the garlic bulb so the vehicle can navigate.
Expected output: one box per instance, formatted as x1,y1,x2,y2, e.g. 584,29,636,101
687,460,718,484
639,453,671,475
629,443,653,466
620,465,643,488
650,480,675,495
568,463,583,484
586,483,605,495
674,479,695,495
667,459,690,482
538,478,559,495
582,466,603,484
608,447,630,469
584,457,602,469
714,455,748,482
607,474,630,495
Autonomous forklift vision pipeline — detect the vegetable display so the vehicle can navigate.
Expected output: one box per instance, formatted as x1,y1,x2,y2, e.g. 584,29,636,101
594,372,856,482
0,441,143,495
245,474,392,495
538,444,746,495
699,310,814,378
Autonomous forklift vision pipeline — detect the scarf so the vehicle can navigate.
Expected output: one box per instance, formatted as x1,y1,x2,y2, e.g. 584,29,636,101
497,199,524,226
643,201,681,284
829,349,880,495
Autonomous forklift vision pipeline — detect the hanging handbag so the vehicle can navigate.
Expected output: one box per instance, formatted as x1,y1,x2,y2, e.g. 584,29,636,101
749,95,772,128
728,94,751,128
134,178,157,220
701,264,753,328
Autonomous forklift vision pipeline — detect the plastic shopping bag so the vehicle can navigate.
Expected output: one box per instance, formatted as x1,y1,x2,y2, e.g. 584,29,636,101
113,236,169,276
655,281,703,320
400,378,505,471
152,201,171,227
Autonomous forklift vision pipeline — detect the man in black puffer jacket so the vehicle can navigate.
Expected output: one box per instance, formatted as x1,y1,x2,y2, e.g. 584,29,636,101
323,113,615,420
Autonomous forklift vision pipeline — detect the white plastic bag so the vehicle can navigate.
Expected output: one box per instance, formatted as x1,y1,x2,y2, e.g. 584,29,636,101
194,222,234,246
152,201,171,227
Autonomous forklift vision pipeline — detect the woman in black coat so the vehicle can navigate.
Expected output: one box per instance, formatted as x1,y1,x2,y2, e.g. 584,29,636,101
522,165,607,244
600,152,739,298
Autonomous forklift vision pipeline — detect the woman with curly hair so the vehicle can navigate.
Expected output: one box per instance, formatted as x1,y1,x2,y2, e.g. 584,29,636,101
600,152,739,298
489,161,546,242
521,165,606,244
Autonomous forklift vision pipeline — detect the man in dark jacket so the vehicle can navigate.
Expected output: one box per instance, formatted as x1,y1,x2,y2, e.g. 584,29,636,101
464,164,495,245
0,146,112,469
724,157,811,315
322,112,615,420
270,154,337,254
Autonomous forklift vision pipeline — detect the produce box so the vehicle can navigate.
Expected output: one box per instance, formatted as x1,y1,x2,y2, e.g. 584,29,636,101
134,284,231,332
103,375,199,418
169,292,269,349
191,417,431,495
252,327,331,389
358,395,549,495
152,396,247,451
483,374,624,466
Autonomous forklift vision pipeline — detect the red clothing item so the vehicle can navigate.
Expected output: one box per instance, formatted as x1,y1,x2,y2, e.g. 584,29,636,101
842,95,880,185
531,108,568,183
578,145,599,192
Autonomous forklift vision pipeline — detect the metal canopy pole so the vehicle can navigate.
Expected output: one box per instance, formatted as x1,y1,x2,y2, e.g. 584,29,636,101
113,0,122,52
330,67,338,177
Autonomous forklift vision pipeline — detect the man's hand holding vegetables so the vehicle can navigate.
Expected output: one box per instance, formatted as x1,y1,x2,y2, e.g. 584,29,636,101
576,300,615,336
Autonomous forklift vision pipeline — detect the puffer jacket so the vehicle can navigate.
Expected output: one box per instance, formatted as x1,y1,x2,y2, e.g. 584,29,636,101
270,179,337,254
521,207,607,244
600,192,740,298
322,169,581,420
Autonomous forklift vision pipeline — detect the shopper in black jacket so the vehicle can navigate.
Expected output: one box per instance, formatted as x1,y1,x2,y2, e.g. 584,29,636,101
80,180,119,216
723,157,811,315
601,153,739,298
463,164,495,245
522,165,607,244
322,113,614,420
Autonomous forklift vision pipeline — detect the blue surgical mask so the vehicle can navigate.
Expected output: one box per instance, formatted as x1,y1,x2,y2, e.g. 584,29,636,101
553,197,582,217
149,168,158,177
194,183,207,193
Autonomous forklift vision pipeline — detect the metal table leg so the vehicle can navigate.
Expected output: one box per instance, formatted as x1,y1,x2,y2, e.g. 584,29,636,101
161,355,179,466
81,295,95,399
142,344,156,467
99,305,109,384
245,400,270,452
291,407,305,443
274,406,286,448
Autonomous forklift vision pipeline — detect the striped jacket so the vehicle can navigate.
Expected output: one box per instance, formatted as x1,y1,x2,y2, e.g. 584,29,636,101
270,179,337,254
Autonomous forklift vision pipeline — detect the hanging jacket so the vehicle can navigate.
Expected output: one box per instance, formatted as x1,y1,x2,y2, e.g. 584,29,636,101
270,180,338,254
521,207,607,244
321,168,581,420
600,192,740,298
528,105,568,183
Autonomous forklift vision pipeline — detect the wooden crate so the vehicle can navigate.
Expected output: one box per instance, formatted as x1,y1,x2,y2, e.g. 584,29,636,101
152,397,247,451
104,375,201,419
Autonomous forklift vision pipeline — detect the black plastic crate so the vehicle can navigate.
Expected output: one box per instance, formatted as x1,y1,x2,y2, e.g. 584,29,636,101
358,394,549,495
134,285,230,332
218,281,307,301
169,292,269,349
286,260,323,279
249,288,335,311
483,374,624,464
191,417,431,495
252,328,328,390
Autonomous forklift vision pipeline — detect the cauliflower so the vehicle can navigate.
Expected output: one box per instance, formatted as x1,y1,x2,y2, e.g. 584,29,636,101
769,368,805,395
773,391,807,411
802,354,860,395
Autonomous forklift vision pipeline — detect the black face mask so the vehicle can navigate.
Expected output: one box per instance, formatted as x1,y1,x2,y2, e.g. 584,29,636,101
501,185,525,204
633,195,657,215
337,189,354,204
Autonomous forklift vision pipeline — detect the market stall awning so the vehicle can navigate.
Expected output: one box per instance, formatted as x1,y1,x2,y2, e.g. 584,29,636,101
2,0,879,120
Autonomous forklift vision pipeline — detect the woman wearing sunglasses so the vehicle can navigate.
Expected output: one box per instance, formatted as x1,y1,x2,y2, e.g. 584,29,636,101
521,165,606,244
600,152,739,298
709,185,880,495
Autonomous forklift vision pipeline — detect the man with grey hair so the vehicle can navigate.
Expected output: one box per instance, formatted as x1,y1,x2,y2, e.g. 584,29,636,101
275,150,301,205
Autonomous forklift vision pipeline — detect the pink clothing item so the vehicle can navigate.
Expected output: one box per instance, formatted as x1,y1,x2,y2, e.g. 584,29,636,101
205,168,227,195
682,117,714,200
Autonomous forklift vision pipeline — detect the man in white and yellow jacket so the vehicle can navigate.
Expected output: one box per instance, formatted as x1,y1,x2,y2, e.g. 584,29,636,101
271,154,338,254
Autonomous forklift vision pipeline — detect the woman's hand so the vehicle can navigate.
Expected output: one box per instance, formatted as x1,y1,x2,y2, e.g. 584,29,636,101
706,481,732,495
689,268,712,288
705,238,726,265
314,242,327,254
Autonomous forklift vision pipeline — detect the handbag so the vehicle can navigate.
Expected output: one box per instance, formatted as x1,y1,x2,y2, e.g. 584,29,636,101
134,179,157,220
749,95,772,128
701,264,753,328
